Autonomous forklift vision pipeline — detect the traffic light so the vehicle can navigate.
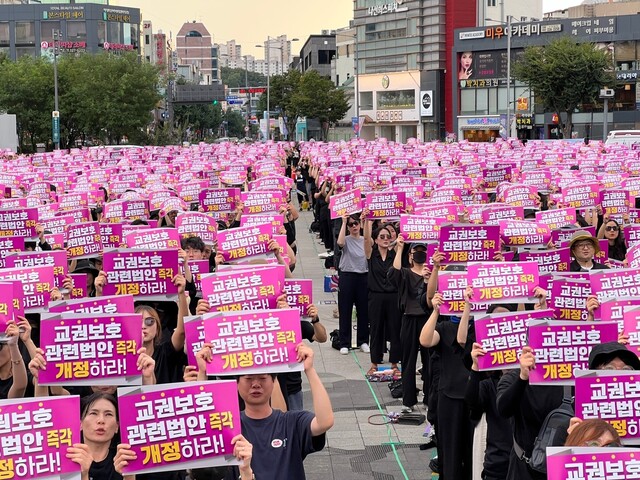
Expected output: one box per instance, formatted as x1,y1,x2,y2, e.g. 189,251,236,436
213,100,218,106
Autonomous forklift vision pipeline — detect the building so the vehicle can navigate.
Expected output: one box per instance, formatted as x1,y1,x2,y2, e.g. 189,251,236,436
348,0,542,142
298,32,335,78
176,21,220,85
0,2,140,59
545,0,640,20
453,13,640,141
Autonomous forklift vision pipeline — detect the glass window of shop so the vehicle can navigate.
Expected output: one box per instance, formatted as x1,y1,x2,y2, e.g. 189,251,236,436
67,21,86,41
377,90,415,110
460,89,476,114
360,91,374,110
97,21,107,44
40,21,61,43
15,21,35,45
614,41,638,71
107,22,122,44
0,22,9,47
129,23,139,49
16,46,36,58
400,125,417,143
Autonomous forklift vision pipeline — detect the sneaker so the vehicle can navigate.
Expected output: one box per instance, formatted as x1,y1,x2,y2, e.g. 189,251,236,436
340,347,349,355
359,343,370,353
401,405,414,413
429,457,440,474
318,252,330,259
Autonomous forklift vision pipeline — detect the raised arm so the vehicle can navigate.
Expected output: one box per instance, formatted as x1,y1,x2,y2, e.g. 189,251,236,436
456,286,473,347
298,343,334,435
337,215,349,248
171,274,187,352
419,293,442,348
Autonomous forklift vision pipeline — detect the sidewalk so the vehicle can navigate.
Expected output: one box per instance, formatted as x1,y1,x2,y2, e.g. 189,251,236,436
292,210,437,480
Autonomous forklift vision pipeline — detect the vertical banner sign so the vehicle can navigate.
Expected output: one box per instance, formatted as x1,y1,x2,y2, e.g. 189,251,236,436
527,320,618,385
0,395,82,480
102,249,179,301
38,313,142,386
203,308,303,376
118,381,241,475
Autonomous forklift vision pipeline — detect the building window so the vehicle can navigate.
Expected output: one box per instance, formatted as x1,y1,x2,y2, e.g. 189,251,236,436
318,49,334,65
40,21,61,44
97,21,106,44
377,89,416,110
0,22,10,47
360,91,373,110
107,22,121,44
15,21,35,45
67,21,87,41
487,0,496,6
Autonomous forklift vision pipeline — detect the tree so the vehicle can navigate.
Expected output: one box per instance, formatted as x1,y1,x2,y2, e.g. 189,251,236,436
512,37,615,139
221,66,267,89
257,69,303,140
224,109,246,138
173,103,223,141
292,70,349,141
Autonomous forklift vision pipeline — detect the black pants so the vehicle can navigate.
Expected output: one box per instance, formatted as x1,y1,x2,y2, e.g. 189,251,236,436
506,449,546,480
368,292,401,364
436,394,472,480
399,313,428,408
338,272,369,348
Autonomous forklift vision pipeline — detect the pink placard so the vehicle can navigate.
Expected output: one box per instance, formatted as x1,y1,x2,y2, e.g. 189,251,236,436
0,282,15,331
103,199,150,223
0,236,24,269
575,371,640,444
216,223,273,263
65,221,102,259
364,191,406,219
481,204,524,224
520,247,571,274
0,395,82,479
474,309,555,371
99,223,123,249
103,249,179,301
5,249,68,290
501,184,540,208
0,265,55,312
68,273,88,299
438,271,490,315
590,268,640,303
48,294,135,315
39,313,142,386
241,190,285,214
118,381,241,475
399,214,443,242
550,276,591,321
200,265,285,312
600,189,631,216
329,188,363,219
527,320,618,385
125,227,181,250
547,447,640,479
240,213,284,236
438,224,500,264
284,279,313,317
184,315,205,366
204,308,303,375
0,207,38,238
561,183,600,209
499,219,551,247
176,212,218,245
467,261,539,304
535,207,577,230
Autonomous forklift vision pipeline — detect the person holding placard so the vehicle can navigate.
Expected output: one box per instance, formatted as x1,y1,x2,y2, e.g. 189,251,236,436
568,230,609,271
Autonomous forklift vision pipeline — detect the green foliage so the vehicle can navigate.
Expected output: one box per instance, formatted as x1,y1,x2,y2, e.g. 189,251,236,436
224,109,246,138
173,103,223,141
0,52,161,151
221,66,267,89
255,69,348,140
512,37,615,138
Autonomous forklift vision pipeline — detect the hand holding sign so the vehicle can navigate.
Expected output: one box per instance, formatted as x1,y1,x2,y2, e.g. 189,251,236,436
519,346,535,381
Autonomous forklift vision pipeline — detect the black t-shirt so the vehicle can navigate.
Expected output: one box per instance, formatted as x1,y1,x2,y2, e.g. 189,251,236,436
388,267,424,315
368,248,397,293
0,376,13,399
434,319,473,399
153,340,188,385
89,448,121,480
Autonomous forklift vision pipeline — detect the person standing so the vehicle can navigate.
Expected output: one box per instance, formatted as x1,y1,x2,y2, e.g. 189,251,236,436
337,213,369,354
364,220,400,375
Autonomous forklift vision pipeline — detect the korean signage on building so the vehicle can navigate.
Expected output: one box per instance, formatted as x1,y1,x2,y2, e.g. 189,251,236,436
516,114,534,130
366,0,409,17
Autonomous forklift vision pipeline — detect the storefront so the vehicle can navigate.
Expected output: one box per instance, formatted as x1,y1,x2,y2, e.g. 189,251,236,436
358,71,437,143
458,115,502,142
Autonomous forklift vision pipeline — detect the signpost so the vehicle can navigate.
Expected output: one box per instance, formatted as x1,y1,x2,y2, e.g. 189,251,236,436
52,111,60,146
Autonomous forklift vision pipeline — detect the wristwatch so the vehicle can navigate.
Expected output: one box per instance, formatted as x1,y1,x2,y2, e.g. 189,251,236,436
311,318,320,324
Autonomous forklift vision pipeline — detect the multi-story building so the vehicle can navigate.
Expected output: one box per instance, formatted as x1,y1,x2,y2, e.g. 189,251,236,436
299,31,336,78
176,21,220,85
453,11,640,141
0,1,140,59
349,0,542,142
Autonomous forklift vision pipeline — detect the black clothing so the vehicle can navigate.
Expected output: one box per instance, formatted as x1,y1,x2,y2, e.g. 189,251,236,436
399,313,428,408
465,372,512,480
569,259,609,272
367,249,397,293
387,267,424,315
89,448,121,480
338,272,369,348
608,241,627,262
153,340,188,385
496,370,564,480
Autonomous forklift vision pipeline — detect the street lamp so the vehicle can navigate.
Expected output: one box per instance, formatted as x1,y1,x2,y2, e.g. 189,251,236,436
486,16,513,138
255,37,298,140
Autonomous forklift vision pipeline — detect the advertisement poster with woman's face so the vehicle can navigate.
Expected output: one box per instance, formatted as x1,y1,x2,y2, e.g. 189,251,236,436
459,52,473,80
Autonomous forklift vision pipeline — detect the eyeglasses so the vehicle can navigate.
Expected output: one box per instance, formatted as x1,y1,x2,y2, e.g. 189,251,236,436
348,222,359,227
605,226,619,232
585,440,622,448
574,242,594,249
143,317,156,327
601,364,635,371
377,234,391,240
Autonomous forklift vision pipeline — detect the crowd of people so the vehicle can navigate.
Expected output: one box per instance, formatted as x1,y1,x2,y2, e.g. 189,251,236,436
0,135,639,479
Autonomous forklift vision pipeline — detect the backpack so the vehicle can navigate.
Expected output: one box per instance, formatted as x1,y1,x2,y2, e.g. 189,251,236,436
329,329,340,350
527,394,574,474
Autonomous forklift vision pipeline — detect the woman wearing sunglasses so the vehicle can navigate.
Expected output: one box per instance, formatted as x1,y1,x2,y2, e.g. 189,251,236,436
363,218,400,377
597,216,627,262
565,419,621,448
